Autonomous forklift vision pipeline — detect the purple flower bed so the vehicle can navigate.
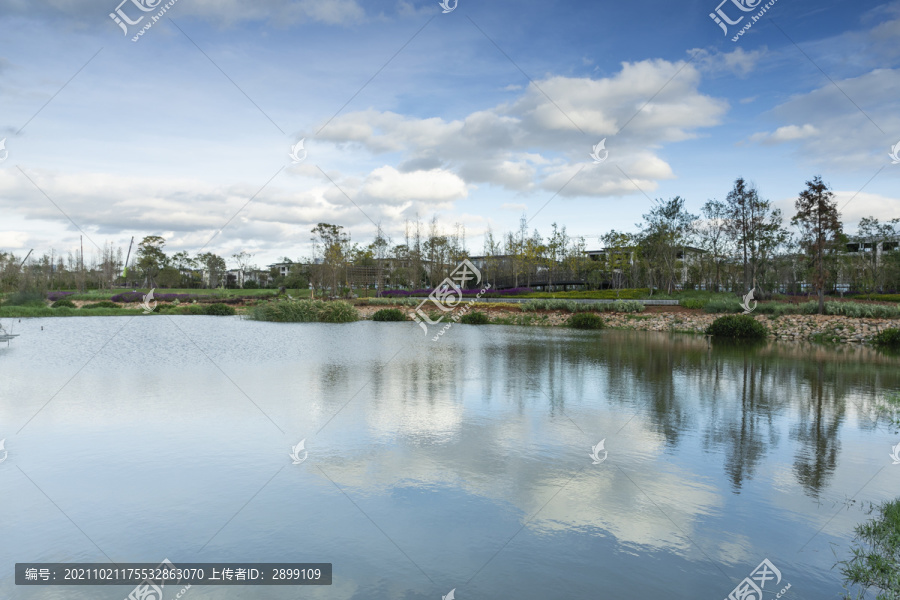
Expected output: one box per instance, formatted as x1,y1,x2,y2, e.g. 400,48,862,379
381,286,533,297
47,291,75,301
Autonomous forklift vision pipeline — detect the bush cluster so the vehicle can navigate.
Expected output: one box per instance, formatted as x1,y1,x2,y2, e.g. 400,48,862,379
248,299,358,323
2,291,46,307
372,308,407,322
319,301,359,323
679,298,707,310
81,301,121,309
568,313,604,330
705,315,768,339
51,299,77,308
522,299,645,313
203,303,236,316
459,311,490,325
872,328,900,349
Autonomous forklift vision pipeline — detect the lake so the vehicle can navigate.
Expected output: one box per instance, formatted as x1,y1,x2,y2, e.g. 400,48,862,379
1,316,899,599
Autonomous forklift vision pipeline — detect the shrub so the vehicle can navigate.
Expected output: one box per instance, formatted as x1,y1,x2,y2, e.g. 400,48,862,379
704,298,744,313
248,299,323,322
705,315,768,340
81,301,121,309
459,311,490,325
51,299,77,308
608,300,645,313
372,308,407,322
568,313,604,330
872,328,900,349
826,302,900,319
3,291,45,307
679,298,707,310
204,303,236,316
317,301,359,323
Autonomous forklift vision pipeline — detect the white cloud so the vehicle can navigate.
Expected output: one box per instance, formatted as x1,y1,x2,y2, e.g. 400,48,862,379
688,47,766,77
773,190,900,233
749,124,819,144
318,58,727,199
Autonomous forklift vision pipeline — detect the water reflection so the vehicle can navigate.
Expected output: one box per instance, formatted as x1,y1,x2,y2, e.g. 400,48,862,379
1,319,899,600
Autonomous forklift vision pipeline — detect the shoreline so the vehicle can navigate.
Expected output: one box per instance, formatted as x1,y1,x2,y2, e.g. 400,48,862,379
355,303,898,345
2,300,897,346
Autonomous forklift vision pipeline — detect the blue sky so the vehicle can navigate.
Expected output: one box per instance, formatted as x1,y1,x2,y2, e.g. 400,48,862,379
0,0,897,268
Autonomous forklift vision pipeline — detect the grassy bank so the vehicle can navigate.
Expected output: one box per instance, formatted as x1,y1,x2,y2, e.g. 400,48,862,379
839,497,900,599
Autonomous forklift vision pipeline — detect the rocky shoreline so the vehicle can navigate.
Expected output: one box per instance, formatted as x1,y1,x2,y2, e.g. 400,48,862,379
356,303,898,345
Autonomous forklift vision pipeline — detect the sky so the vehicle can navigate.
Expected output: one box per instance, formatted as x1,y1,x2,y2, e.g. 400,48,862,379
0,0,898,269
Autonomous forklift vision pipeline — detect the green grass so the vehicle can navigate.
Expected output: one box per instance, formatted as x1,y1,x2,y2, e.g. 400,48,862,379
80,301,122,309
839,498,900,600
1,291,45,307
247,299,358,323
701,299,900,318
247,299,323,322
318,301,359,323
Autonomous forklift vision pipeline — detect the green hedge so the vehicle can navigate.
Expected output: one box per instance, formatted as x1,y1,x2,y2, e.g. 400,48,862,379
51,299,77,308
459,311,490,325
679,298,707,310
204,303,236,316
568,313,604,330
372,308,407,321
2,291,46,307
248,299,358,323
706,315,768,339
318,301,359,323
81,301,121,309
522,299,644,313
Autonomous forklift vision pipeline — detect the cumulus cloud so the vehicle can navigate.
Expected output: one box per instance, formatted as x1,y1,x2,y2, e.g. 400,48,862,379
0,161,471,257
317,57,727,199
743,68,900,168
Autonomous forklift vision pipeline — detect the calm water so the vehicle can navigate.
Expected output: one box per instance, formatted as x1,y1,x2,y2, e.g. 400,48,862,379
1,316,899,600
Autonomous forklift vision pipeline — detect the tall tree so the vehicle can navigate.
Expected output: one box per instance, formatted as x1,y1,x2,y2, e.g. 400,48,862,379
312,223,350,295
791,176,843,314
196,252,226,289
136,236,167,288
724,178,785,294
697,199,730,291
637,197,697,294
232,251,254,288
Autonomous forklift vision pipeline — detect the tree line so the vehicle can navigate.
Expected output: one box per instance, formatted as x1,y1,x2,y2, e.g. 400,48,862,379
2,176,898,308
